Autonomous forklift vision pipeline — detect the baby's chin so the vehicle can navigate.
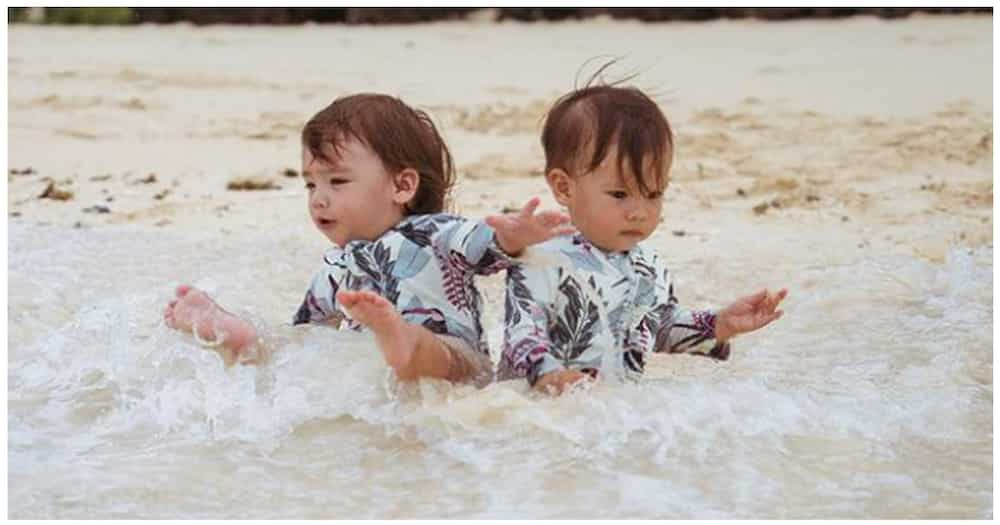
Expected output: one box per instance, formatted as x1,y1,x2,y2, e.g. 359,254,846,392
591,235,647,253
322,229,381,248
614,239,645,252
318,230,346,248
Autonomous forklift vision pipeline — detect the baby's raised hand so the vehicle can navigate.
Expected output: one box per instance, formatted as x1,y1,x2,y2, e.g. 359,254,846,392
714,288,788,342
486,197,575,256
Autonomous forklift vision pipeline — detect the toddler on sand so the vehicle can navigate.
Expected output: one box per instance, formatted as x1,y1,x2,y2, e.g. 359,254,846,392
165,93,571,386
499,81,788,394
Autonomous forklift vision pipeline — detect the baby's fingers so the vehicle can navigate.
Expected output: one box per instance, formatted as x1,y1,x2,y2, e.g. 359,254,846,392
537,210,570,227
519,197,541,218
745,289,768,305
485,214,513,231
755,309,783,329
552,225,577,237
765,289,789,311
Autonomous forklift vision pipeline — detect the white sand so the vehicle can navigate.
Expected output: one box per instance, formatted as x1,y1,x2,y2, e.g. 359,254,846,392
8,15,991,268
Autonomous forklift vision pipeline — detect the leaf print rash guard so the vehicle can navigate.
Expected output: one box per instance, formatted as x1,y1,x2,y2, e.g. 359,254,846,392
498,233,730,385
293,214,512,357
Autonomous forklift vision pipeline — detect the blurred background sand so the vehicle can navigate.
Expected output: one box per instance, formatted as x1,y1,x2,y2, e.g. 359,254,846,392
8,14,992,265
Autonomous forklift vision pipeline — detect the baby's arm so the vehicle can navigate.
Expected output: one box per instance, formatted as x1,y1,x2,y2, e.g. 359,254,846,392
485,197,574,257
502,264,592,394
292,255,365,329
434,198,575,275
713,288,787,341
437,198,572,278
649,259,731,359
659,287,786,356
661,306,732,359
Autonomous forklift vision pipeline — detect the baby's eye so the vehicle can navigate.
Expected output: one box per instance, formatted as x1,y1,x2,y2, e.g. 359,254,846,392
304,182,315,190
608,191,628,199
329,177,348,186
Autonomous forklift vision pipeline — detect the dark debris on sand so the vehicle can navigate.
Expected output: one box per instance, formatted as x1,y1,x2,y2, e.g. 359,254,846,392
133,173,158,185
39,181,74,201
10,167,36,176
227,177,281,191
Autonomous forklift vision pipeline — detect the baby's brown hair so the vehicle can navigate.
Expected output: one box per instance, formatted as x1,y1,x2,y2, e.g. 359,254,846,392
302,93,454,214
541,79,673,196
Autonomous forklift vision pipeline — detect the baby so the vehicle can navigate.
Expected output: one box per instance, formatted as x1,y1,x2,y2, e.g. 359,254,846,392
499,83,788,394
165,93,571,386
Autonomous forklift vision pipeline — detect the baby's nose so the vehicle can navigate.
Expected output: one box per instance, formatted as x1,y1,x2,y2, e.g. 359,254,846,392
311,193,329,209
627,204,647,221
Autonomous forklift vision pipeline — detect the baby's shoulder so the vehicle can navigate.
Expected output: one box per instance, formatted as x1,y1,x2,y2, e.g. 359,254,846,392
539,233,583,253
388,213,466,243
510,234,587,276
516,234,584,264
401,212,464,228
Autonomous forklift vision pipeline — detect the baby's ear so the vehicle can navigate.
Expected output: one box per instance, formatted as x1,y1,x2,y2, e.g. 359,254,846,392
392,168,420,206
545,168,572,206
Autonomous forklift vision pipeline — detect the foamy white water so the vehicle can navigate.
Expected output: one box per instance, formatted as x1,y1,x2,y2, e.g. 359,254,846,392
8,222,991,518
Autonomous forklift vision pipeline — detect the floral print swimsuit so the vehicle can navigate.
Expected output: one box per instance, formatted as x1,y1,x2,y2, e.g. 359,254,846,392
293,213,512,360
499,233,730,385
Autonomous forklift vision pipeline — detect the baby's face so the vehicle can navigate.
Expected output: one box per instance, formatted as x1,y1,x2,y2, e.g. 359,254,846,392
302,138,404,247
559,151,666,253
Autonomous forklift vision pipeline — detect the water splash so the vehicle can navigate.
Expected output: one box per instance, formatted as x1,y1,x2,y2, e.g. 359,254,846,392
9,224,992,518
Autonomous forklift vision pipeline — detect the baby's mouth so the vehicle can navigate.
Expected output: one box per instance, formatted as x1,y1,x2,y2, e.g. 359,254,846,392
316,218,336,227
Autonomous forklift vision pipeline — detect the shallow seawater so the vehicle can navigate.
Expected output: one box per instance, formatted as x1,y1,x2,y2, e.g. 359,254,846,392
8,223,992,518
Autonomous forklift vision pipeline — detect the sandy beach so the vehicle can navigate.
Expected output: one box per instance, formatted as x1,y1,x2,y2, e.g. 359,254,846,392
8,14,993,518
8,15,992,255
